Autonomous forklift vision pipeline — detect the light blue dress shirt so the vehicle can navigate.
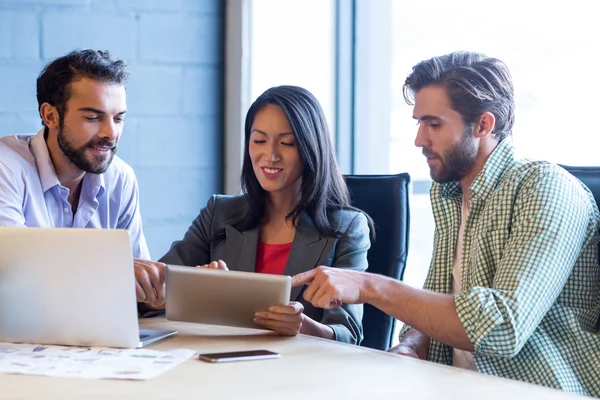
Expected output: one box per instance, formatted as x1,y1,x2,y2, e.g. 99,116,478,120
0,129,150,259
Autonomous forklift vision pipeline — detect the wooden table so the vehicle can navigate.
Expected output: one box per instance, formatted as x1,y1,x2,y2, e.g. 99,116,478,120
0,318,585,399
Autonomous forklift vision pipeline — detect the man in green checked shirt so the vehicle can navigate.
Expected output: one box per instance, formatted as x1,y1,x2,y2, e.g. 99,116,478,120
292,51,600,396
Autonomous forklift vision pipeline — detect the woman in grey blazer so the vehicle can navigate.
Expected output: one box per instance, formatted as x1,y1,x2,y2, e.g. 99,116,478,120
160,86,373,345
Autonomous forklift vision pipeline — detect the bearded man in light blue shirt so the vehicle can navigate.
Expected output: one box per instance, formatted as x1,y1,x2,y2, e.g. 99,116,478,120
0,49,150,262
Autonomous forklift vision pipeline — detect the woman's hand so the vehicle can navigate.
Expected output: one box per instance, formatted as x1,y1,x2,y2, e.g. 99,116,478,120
253,301,304,336
196,260,228,271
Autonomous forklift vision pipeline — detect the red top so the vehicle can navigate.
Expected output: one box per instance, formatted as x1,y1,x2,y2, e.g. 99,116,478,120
255,241,293,275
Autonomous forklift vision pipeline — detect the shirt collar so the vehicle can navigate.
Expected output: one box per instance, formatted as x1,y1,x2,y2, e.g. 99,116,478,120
29,128,106,198
440,138,515,200
83,167,106,200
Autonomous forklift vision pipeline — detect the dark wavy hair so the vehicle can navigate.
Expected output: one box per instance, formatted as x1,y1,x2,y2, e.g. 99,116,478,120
36,49,129,136
403,51,515,142
228,85,373,239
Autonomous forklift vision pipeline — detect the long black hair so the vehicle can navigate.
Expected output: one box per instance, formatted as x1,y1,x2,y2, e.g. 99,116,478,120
229,85,373,238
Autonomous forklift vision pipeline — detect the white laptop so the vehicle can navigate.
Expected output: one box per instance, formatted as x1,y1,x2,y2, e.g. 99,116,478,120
0,227,176,348
165,265,291,329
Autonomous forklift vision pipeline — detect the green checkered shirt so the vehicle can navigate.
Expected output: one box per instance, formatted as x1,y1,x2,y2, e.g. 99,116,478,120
400,139,600,396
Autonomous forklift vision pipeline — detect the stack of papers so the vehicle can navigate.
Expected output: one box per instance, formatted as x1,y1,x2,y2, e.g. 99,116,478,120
0,342,196,380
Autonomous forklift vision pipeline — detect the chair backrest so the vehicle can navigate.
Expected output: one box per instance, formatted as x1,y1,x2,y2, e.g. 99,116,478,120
561,165,600,266
560,165,600,209
344,173,410,350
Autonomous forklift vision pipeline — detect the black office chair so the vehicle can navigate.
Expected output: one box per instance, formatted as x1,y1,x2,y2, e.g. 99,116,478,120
560,165,600,209
344,173,411,351
561,165,600,265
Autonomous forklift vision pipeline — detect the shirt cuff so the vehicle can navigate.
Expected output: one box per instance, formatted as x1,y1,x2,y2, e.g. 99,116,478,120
330,324,359,344
454,288,515,357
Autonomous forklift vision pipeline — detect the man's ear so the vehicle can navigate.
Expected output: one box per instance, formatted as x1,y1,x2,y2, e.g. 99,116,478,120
474,112,496,139
39,103,60,130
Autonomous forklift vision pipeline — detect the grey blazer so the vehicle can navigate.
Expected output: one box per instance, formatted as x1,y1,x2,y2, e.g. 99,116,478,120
160,194,371,344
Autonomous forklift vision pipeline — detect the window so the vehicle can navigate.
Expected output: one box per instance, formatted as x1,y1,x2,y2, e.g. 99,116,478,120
389,0,600,180
250,0,337,133
225,0,337,194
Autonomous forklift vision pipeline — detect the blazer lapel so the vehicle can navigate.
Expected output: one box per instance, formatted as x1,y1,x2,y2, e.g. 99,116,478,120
284,213,329,301
223,224,259,273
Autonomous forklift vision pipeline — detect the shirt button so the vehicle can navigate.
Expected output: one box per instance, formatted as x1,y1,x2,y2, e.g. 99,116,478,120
63,207,69,213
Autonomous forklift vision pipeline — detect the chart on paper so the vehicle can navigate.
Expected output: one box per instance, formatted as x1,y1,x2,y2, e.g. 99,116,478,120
0,342,196,380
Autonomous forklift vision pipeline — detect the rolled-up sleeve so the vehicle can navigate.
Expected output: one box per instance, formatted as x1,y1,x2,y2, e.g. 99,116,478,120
455,168,597,358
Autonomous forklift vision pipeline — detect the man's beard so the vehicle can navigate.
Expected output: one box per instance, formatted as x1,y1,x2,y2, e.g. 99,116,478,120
57,122,116,174
424,126,478,184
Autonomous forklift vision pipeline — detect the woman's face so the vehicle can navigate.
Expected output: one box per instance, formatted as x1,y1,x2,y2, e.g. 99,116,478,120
249,104,303,199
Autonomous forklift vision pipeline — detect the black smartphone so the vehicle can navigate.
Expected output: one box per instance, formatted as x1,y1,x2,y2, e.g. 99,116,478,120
197,349,280,363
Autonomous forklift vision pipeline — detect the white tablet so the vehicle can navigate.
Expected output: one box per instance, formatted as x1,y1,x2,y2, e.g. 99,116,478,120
165,265,291,329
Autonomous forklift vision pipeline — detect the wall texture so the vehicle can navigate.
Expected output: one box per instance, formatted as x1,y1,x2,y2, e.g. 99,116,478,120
0,0,224,258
